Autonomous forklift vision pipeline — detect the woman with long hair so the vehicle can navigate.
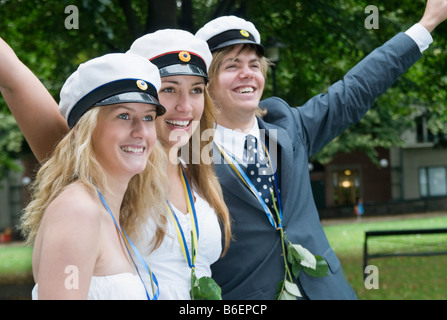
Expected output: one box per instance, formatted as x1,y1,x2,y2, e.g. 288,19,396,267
18,53,167,299
0,30,231,299
127,29,231,299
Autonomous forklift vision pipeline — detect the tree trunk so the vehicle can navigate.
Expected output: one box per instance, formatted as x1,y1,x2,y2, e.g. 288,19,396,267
146,0,178,32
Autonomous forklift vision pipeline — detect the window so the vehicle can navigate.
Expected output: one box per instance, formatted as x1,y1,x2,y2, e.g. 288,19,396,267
419,166,447,197
416,115,435,143
332,169,360,205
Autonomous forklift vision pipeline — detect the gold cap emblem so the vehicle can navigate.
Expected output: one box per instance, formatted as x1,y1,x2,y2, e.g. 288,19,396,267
136,80,148,91
178,51,191,62
240,29,250,38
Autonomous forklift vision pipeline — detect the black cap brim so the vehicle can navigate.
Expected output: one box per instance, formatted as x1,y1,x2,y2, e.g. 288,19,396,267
67,79,164,128
211,39,264,55
159,64,208,80
95,92,166,116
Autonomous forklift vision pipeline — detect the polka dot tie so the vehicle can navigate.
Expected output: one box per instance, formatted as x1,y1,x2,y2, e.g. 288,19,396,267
244,134,276,213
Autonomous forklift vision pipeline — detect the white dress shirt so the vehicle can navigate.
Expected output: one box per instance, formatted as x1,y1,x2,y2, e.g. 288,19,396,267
214,118,262,166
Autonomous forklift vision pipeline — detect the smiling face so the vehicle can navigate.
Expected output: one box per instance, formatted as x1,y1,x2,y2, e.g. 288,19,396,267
155,75,206,151
92,102,158,180
208,44,265,129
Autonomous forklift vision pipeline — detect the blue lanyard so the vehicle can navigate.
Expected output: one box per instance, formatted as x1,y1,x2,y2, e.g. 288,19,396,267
165,165,199,269
214,141,283,230
97,189,159,300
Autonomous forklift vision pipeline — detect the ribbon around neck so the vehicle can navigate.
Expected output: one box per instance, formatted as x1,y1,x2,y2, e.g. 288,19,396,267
165,165,200,269
97,189,159,300
214,140,283,230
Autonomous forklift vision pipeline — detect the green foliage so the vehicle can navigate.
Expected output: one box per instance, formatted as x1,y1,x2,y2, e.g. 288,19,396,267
0,113,23,178
190,275,222,300
251,0,447,164
1,0,447,170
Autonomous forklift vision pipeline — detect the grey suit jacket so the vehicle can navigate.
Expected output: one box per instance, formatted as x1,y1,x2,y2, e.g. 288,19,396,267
211,32,422,299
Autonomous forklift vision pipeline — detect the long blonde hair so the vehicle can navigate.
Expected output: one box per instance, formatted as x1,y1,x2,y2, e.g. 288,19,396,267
20,106,168,249
183,89,233,255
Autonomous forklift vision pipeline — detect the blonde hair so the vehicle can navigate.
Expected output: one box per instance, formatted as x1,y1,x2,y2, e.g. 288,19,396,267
184,89,233,255
20,106,168,249
207,43,272,118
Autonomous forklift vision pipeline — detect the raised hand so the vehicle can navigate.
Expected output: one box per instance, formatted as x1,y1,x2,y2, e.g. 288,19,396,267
419,0,447,32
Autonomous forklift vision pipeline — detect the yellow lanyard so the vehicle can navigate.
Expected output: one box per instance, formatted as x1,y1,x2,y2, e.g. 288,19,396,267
165,165,199,269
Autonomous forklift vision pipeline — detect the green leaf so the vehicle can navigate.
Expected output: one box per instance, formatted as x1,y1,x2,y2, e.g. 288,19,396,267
276,280,284,293
284,280,302,298
291,261,302,279
289,243,317,270
278,290,296,300
287,242,328,278
190,276,222,300
302,255,329,277
278,290,297,300
276,280,301,300
287,242,299,263
275,281,283,300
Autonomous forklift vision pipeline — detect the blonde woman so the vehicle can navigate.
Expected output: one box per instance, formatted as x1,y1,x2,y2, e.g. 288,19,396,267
127,29,231,299
0,31,231,299
18,53,167,299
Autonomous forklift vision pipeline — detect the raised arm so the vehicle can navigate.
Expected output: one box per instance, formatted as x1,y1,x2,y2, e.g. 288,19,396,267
419,0,447,32
0,37,69,162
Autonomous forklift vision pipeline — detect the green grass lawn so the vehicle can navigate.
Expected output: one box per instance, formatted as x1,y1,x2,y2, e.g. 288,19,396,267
1,213,447,299
323,213,447,300
0,245,33,285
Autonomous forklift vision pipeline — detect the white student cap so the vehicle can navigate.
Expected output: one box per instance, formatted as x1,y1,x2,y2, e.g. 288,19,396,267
127,29,212,80
195,15,264,54
59,53,165,129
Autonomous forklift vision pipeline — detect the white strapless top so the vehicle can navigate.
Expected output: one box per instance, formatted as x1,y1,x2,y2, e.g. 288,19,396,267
32,273,148,300
141,190,222,300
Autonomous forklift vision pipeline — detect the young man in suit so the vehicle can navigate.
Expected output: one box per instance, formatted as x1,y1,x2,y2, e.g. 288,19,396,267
195,0,447,299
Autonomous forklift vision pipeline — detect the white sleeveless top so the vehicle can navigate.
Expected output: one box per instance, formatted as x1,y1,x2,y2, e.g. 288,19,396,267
142,190,222,300
32,273,147,300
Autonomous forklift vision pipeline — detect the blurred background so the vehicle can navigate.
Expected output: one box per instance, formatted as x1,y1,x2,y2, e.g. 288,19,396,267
1,0,446,299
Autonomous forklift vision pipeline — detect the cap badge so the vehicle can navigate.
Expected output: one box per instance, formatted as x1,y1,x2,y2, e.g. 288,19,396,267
179,51,191,63
240,29,250,38
136,80,148,91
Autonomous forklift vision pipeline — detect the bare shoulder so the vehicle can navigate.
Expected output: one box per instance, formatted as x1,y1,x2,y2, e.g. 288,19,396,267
38,182,104,249
46,182,102,224
33,182,105,297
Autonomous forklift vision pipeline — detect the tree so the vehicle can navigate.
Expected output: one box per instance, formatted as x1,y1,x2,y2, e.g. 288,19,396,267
248,0,447,164
0,0,446,176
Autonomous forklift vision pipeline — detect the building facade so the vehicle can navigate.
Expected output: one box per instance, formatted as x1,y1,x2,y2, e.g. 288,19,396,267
311,118,447,219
